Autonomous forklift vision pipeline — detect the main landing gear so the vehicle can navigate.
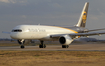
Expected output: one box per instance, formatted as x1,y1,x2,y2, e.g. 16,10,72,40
39,41,46,48
62,45,69,48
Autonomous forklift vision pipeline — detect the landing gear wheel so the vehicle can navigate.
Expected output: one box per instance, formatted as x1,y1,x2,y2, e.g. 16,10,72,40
39,44,46,48
39,41,46,48
62,45,69,48
21,45,25,49
43,44,46,48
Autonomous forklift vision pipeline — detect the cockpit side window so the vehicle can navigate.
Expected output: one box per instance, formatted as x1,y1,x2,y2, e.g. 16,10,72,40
12,29,22,32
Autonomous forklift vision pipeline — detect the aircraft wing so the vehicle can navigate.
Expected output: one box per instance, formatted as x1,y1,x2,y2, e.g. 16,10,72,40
2,31,11,34
50,31,105,38
69,31,105,36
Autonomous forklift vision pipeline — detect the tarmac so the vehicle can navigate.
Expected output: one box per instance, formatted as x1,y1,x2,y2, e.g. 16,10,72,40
0,43,105,51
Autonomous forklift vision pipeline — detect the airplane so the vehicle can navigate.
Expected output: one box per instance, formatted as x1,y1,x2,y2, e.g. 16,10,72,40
3,2,105,48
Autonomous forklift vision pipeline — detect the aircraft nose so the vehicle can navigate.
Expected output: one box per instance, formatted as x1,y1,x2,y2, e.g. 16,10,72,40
10,33,18,39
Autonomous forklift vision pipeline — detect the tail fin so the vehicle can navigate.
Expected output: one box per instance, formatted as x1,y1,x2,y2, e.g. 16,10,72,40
76,2,89,28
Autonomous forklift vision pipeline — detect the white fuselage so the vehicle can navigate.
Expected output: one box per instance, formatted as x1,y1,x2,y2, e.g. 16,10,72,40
10,25,78,40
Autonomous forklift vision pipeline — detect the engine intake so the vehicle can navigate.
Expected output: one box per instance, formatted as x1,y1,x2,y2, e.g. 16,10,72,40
59,37,66,44
59,35,73,45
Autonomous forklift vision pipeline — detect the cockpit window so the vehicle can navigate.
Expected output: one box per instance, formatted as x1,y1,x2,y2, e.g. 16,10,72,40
12,29,22,32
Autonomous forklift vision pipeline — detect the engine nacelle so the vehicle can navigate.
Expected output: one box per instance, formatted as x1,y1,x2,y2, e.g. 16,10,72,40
59,35,73,45
17,39,31,45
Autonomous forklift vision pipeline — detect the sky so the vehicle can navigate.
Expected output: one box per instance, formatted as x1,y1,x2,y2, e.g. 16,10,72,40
0,0,105,39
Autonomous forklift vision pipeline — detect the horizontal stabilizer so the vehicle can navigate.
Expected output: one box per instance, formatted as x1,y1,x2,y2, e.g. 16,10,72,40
88,28,105,32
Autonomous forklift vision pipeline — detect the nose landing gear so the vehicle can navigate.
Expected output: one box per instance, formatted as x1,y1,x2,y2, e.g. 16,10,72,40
21,45,25,48
18,39,25,49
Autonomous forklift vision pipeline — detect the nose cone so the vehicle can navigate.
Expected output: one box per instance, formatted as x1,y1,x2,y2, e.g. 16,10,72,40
10,32,26,39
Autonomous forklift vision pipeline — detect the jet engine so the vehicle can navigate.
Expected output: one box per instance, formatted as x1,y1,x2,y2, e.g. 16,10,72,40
59,35,73,45
17,39,31,45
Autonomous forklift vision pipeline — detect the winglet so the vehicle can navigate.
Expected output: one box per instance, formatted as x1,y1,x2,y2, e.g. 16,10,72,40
76,2,89,28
